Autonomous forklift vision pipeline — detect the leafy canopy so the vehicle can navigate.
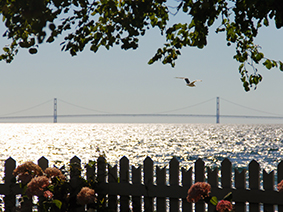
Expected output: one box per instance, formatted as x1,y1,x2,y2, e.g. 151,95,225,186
1,0,282,91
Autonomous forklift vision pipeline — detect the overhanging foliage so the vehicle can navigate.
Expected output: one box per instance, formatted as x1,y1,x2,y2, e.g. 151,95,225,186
0,0,282,91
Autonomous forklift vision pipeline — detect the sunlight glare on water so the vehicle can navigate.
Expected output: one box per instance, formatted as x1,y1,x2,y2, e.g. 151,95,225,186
0,123,283,174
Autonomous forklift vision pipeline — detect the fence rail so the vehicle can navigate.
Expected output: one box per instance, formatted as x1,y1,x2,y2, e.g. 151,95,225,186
1,156,283,212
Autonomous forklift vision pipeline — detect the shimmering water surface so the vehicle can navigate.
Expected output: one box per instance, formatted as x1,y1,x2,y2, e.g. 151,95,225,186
1,123,283,173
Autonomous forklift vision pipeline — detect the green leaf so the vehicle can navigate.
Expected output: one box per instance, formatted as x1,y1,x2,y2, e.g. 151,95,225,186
70,48,77,56
238,64,244,72
148,59,154,64
87,160,96,167
279,61,283,71
210,196,218,206
29,48,38,54
272,60,277,68
183,5,188,13
263,59,272,69
49,23,56,31
255,53,264,62
100,198,105,204
46,37,55,43
3,47,9,53
48,185,55,192
52,199,62,209
243,81,250,91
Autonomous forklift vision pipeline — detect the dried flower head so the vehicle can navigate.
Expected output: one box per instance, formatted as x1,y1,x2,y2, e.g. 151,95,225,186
26,176,50,198
77,187,96,205
13,161,43,184
44,167,66,181
186,182,211,203
216,200,233,212
277,180,283,192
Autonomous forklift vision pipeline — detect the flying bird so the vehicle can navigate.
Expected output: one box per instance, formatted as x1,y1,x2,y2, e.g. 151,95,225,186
176,77,202,87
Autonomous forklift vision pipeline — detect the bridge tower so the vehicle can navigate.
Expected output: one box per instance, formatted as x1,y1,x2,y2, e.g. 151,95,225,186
216,97,220,124
54,98,57,123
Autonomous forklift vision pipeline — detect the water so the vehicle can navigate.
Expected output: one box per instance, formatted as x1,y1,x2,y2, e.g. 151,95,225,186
0,123,283,174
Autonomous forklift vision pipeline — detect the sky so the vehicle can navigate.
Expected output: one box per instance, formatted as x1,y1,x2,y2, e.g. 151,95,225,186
0,10,283,124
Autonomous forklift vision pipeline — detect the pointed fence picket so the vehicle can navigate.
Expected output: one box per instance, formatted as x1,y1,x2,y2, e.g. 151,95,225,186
1,156,283,212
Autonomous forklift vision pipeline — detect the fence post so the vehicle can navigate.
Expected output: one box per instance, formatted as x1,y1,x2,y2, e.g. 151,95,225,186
277,161,283,212
195,158,205,212
132,165,142,212
97,156,107,210
263,170,275,211
4,157,16,212
38,157,48,170
108,163,118,211
182,167,192,212
156,166,166,212
278,160,283,183
249,160,260,212
120,156,130,212
221,159,232,189
207,166,218,212
169,157,179,212
144,157,154,212
97,156,106,184
86,160,95,182
70,156,84,212
234,168,246,212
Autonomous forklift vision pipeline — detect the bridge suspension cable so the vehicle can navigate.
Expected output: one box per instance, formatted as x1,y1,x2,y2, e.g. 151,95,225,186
220,97,283,116
0,99,53,116
57,98,112,114
154,97,216,114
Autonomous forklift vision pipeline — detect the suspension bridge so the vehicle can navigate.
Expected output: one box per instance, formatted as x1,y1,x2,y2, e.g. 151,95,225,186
0,97,283,123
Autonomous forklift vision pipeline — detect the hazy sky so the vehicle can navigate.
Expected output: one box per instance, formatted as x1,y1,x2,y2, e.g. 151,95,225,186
0,12,283,124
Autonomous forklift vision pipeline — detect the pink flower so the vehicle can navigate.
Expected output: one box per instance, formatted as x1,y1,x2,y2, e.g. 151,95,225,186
216,200,233,212
43,190,54,199
26,176,50,198
186,182,211,203
77,187,96,205
13,161,43,184
44,167,66,181
277,180,283,192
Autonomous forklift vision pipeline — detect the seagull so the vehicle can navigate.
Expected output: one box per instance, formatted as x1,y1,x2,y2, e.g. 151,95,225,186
176,77,202,87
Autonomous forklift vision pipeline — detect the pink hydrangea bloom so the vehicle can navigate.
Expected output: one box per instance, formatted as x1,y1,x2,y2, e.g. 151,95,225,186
43,190,54,199
216,200,233,212
77,187,96,205
277,180,283,192
26,176,50,198
13,161,43,184
186,182,211,203
44,167,66,181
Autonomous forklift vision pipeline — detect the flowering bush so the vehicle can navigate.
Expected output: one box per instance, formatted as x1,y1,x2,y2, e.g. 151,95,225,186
187,182,234,212
13,161,107,212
